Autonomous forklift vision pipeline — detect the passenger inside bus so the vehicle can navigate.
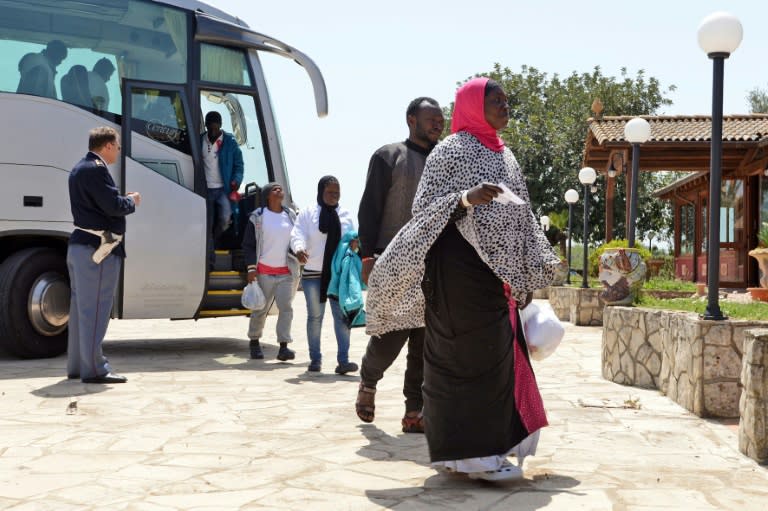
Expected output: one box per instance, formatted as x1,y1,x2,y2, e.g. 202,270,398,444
61,59,116,113
16,40,68,99
88,58,115,112
60,65,91,108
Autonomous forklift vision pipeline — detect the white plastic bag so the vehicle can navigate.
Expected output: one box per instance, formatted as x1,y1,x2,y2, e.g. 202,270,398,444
241,280,266,311
519,302,564,361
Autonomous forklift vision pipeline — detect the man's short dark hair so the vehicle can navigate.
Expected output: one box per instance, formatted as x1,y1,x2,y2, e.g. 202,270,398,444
45,40,67,63
205,111,222,125
406,97,440,118
88,126,118,151
94,58,115,75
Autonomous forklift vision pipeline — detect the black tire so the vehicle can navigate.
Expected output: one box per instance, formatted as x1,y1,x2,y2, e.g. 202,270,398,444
0,248,69,358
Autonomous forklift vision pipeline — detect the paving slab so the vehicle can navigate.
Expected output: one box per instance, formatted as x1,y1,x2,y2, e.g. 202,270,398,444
1,299,766,510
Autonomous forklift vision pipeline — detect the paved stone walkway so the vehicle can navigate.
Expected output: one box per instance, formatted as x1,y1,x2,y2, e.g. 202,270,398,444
0,299,766,510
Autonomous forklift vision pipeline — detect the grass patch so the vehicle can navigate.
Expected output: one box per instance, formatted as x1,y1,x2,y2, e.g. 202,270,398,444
637,295,768,321
643,277,697,292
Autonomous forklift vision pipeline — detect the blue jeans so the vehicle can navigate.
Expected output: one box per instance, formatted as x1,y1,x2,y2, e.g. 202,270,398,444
206,187,232,266
301,277,350,365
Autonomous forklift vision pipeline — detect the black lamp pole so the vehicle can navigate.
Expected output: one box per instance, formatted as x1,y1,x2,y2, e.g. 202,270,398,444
582,184,590,289
565,202,573,284
628,142,641,248
703,53,728,321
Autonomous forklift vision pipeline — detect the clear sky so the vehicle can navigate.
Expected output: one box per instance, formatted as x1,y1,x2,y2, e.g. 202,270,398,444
207,0,767,217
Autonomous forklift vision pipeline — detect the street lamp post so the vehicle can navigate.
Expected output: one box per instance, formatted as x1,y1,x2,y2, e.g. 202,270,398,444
698,11,742,321
578,167,597,289
647,230,656,253
624,117,651,248
564,189,579,285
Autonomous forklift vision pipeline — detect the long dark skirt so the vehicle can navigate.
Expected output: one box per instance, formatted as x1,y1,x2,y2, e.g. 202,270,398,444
421,223,532,462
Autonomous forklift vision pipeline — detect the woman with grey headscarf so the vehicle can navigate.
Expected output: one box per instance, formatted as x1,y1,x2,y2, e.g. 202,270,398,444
242,182,300,361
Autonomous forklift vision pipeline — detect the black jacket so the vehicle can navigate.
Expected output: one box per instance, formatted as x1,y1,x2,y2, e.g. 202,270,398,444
68,152,135,257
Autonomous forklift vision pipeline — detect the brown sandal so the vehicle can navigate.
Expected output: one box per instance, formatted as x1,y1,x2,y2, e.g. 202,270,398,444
401,412,425,433
356,383,376,423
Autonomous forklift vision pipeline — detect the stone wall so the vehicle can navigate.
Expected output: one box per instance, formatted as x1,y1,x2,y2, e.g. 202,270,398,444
548,286,570,321
603,307,768,418
601,307,664,389
548,287,605,326
739,329,768,464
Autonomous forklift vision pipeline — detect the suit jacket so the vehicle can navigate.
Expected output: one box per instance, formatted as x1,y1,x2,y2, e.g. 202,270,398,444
68,151,136,257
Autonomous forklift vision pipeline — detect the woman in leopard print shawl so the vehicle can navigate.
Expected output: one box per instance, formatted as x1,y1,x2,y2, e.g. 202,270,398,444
366,77,559,480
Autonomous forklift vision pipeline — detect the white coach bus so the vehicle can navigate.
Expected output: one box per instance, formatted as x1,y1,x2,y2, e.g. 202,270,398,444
0,0,327,358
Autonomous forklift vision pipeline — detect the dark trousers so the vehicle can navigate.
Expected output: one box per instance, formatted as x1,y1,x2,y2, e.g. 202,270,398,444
360,327,425,413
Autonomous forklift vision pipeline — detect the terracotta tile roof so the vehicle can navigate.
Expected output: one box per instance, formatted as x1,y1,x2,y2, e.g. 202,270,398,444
588,115,768,144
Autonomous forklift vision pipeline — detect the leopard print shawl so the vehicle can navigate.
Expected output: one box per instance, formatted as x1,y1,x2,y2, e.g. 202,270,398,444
365,131,559,337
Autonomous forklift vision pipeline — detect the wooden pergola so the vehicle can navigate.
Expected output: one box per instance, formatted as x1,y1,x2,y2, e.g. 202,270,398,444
582,114,768,287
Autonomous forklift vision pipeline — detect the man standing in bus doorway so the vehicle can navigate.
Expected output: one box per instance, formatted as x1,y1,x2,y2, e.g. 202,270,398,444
67,126,140,384
17,39,68,99
203,111,244,270
355,97,444,433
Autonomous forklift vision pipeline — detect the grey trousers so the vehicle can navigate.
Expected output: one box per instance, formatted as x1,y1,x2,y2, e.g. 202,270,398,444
66,243,121,380
247,273,298,343
360,328,425,413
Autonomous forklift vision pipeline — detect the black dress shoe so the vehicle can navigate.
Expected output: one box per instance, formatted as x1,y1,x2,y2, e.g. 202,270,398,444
82,372,127,384
67,374,79,380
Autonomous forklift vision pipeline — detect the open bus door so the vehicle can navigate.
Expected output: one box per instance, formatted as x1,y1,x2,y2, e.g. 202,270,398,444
119,81,207,319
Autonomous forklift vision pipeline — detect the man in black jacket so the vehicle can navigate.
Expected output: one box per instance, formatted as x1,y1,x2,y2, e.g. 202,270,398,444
356,97,444,432
66,127,140,384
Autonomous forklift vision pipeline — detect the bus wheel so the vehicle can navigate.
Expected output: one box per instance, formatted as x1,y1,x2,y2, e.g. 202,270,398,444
0,248,69,359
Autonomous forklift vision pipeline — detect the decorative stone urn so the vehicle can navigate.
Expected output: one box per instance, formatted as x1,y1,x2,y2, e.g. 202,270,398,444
748,248,768,287
747,248,768,302
598,248,646,305
551,258,569,286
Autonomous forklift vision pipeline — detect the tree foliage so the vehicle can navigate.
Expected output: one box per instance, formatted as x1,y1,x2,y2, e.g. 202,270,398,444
747,85,768,113
444,65,676,244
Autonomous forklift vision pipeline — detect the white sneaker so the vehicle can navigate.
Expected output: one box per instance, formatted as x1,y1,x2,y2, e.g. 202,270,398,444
468,461,523,482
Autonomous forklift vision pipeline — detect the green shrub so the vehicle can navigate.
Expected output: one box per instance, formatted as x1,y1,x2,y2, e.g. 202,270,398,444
758,221,768,248
588,239,652,278
657,255,675,280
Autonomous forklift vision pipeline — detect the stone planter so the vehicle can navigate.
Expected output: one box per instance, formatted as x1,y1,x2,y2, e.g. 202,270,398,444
739,329,768,463
548,286,605,326
551,259,569,286
599,248,647,305
602,306,768,418
646,258,665,279
748,287,768,303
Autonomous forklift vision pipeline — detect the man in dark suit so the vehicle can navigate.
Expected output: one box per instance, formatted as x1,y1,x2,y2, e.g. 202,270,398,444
67,126,140,384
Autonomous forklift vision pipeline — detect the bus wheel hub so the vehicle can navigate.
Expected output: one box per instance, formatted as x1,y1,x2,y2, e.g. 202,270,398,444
28,272,69,336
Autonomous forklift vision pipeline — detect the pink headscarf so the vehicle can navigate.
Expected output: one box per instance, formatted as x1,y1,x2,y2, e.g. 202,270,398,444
450,77,505,153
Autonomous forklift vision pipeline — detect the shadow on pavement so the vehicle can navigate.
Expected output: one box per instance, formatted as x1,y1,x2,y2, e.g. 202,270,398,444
0,337,308,381
356,423,430,467
31,379,110,398
366,471,582,510
284,372,361,385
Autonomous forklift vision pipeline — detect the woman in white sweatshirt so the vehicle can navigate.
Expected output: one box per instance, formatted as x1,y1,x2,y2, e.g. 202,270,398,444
291,176,357,374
